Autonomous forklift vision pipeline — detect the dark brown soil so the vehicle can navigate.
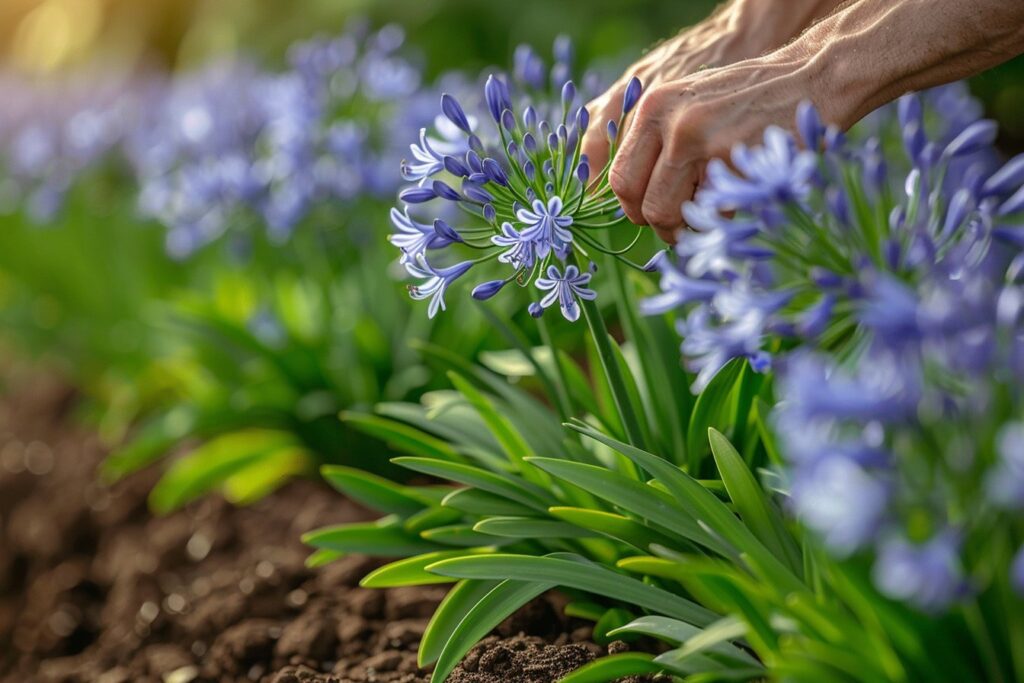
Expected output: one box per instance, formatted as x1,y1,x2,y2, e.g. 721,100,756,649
0,368,664,683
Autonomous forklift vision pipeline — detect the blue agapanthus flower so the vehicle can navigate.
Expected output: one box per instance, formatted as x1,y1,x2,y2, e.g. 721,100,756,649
646,83,1023,390
649,82,1024,611
127,23,431,258
391,38,645,322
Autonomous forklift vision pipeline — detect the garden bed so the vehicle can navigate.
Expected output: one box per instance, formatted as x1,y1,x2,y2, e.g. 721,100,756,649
0,369,660,683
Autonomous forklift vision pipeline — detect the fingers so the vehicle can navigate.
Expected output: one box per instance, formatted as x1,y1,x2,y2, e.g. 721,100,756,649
608,117,662,225
580,89,624,175
641,155,701,238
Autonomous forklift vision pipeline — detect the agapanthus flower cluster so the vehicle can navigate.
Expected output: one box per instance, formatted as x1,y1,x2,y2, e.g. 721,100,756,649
127,22,430,257
391,38,644,322
774,248,1024,611
0,70,141,222
725,87,1024,612
643,83,1021,390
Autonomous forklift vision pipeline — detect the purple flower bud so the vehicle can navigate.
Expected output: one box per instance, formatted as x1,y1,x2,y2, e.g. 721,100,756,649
523,106,537,130
528,302,544,318
483,203,496,222
561,80,576,110
440,93,472,133
467,172,488,184
622,76,642,115
904,168,922,198
553,34,573,64
544,182,555,194
468,135,485,156
943,188,973,234
443,155,470,177
943,119,997,158
501,109,516,133
576,106,590,134
433,218,463,242
797,294,835,337
607,120,618,143
810,267,843,288
523,160,535,180
898,93,923,131
514,45,545,89
484,75,508,122
432,180,462,202
557,123,568,142
472,279,507,300
523,132,537,153
796,100,823,149
983,154,1024,197
551,63,570,89
542,159,554,177
576,161,590,184
642,250,666,272
539,120,552,140
827,186,850,226
884,238,902,270
506,141,519,158
919,142,941,169
824,125,845,153
547,133,559,151
1000,185,1024,216
1012,546,1024,597
400,186,436,203
482,158,509,186
901,122,925,163
466,150,483,173
463,181,494,204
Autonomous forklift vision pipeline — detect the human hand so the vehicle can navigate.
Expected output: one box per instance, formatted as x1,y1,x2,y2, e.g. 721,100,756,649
582,0,843,241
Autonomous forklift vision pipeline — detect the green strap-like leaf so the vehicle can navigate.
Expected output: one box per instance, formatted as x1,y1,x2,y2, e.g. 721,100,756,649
441,488,538,517
567,421,804,595
427,580,553,682
427,553,717,627
708,428,802,576
393,456,555,512
321,464,431,516
686,358,743,471
556,653,663,683
548,506,678,552
473,516,595,539
360,549,496,588
525,457,710,548
302,521,446,557
341,411,465,462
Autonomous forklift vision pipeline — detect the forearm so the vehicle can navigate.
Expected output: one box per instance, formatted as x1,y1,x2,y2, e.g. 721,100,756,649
786,0,1024,127
630,0,846,87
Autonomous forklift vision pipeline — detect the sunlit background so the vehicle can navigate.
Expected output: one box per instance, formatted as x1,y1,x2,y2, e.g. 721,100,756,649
2,0,1021,144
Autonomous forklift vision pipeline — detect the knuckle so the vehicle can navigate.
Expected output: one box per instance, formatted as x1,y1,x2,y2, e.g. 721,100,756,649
608,163,639,200
642,198,683,229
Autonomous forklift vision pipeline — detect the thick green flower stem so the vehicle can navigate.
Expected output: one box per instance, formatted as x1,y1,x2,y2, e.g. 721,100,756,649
536,316,574,422
577,283,647,452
